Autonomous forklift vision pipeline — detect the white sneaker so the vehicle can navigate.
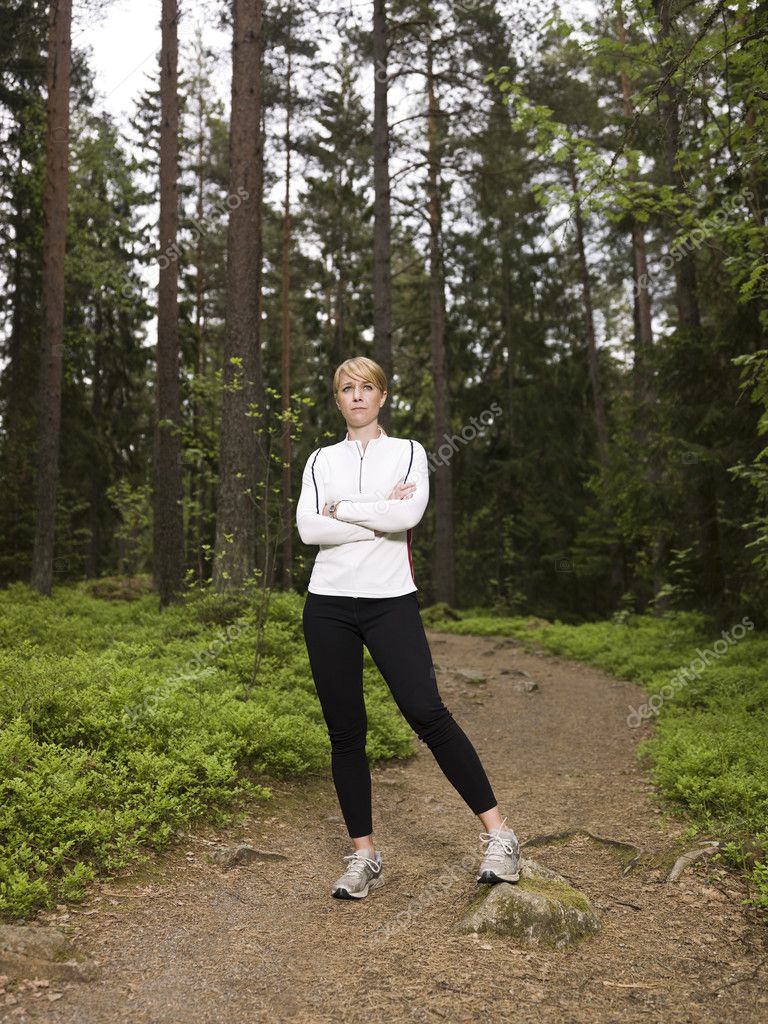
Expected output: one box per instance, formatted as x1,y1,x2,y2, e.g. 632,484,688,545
476,819,521,883
331,849,385,899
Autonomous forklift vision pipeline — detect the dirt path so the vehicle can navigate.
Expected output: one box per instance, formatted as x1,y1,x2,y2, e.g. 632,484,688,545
7,630,767,1023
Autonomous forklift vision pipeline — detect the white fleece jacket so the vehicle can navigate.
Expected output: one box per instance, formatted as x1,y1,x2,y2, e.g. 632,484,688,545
295,426,430,598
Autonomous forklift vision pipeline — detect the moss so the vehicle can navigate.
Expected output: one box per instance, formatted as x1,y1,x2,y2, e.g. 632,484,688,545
516,876,593,915
456,864,600,949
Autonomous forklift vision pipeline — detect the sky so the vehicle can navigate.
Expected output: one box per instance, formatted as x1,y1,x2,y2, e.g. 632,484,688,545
75,0,231,123
76,0,600,129
71,0,627,357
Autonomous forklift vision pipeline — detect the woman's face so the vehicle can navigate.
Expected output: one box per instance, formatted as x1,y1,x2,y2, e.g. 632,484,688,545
336,373,387,426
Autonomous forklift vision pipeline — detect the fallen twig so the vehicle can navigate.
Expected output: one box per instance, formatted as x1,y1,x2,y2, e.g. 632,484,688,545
604,894,643,911
601,980,662,989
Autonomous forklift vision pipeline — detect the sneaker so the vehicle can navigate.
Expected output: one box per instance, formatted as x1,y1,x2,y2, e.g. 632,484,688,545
331,848,385,900
476,818,521,883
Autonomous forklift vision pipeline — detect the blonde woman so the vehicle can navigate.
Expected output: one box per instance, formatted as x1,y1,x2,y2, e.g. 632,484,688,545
296,356,520,899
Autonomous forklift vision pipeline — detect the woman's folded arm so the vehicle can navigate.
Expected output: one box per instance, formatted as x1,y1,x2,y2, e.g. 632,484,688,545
295,450,376,545
333,442,429,533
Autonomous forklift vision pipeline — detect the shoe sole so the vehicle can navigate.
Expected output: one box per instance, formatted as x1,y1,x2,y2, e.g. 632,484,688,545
332,873,385,900
477,869,520,884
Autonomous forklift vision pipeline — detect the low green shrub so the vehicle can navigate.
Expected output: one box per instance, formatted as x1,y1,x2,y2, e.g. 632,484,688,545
0,582,414,919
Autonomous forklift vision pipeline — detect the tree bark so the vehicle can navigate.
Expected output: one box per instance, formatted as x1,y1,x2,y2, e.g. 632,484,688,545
86,305,104,578
568,157,608,458
280,14,294,589
617,6,653,396
654,0,724,611
213,0,264,591
372,0,393,431
153,0,185,606
426,38,454,605
654,0,701,335
30,0,72,595
192,65,208,583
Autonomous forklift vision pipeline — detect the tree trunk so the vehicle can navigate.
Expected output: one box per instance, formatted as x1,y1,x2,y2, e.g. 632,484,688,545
30,0,72,596
372,0,393,432
426,39,454,606
568,157,608,458
191,63,208,583
3,157,39,581
654,0,701,336
86,305,104,578
254,84,269,587
153,0,185,606
213,0,264,591
617,5,653,396
654,0,724,610
280,19,294,589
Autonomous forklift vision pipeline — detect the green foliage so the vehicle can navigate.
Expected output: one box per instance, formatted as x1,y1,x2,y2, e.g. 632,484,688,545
0,583,414,920
419,602,463,627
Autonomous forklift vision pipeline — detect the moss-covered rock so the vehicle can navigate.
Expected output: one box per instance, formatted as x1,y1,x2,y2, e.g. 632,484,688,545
453,858,600,948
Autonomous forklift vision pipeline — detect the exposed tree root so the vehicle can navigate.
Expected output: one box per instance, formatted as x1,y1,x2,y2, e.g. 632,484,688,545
521,829,645,875
666,841,722,882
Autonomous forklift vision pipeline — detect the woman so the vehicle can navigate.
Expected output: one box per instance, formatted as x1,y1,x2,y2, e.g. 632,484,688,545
296,356,520,900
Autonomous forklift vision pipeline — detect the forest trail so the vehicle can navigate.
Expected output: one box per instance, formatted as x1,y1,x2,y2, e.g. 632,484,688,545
9,629,767,1024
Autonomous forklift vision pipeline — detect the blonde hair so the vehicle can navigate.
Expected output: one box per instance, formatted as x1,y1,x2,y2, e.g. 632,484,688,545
333,356,388,396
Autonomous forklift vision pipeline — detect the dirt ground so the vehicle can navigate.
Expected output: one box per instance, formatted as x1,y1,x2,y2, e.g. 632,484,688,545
5,629,767,1024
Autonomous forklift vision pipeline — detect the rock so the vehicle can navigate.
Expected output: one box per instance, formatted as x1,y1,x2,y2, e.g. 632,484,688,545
499,669,539,693
454,668,487,684
0,925,99,982
208,844,287,868
511,680,539,693
452,858,600,948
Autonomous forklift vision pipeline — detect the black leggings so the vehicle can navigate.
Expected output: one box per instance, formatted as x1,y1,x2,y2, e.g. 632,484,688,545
301,590,497,838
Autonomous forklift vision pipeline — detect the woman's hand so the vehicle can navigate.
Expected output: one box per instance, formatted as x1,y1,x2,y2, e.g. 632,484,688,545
373,479,416,536
387,477,416,501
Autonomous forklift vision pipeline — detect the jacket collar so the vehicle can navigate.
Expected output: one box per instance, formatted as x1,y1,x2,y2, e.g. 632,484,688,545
343,425,387,447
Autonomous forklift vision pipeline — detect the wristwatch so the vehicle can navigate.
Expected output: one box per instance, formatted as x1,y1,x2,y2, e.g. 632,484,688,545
328,500,342,519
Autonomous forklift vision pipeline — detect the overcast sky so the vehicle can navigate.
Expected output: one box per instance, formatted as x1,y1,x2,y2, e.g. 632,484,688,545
77,0,600,129
75,0,230,123
70,0,625,356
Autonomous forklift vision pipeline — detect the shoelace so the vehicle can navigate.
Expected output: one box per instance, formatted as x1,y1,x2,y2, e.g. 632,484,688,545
341,851,380,879
479,820,518,859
